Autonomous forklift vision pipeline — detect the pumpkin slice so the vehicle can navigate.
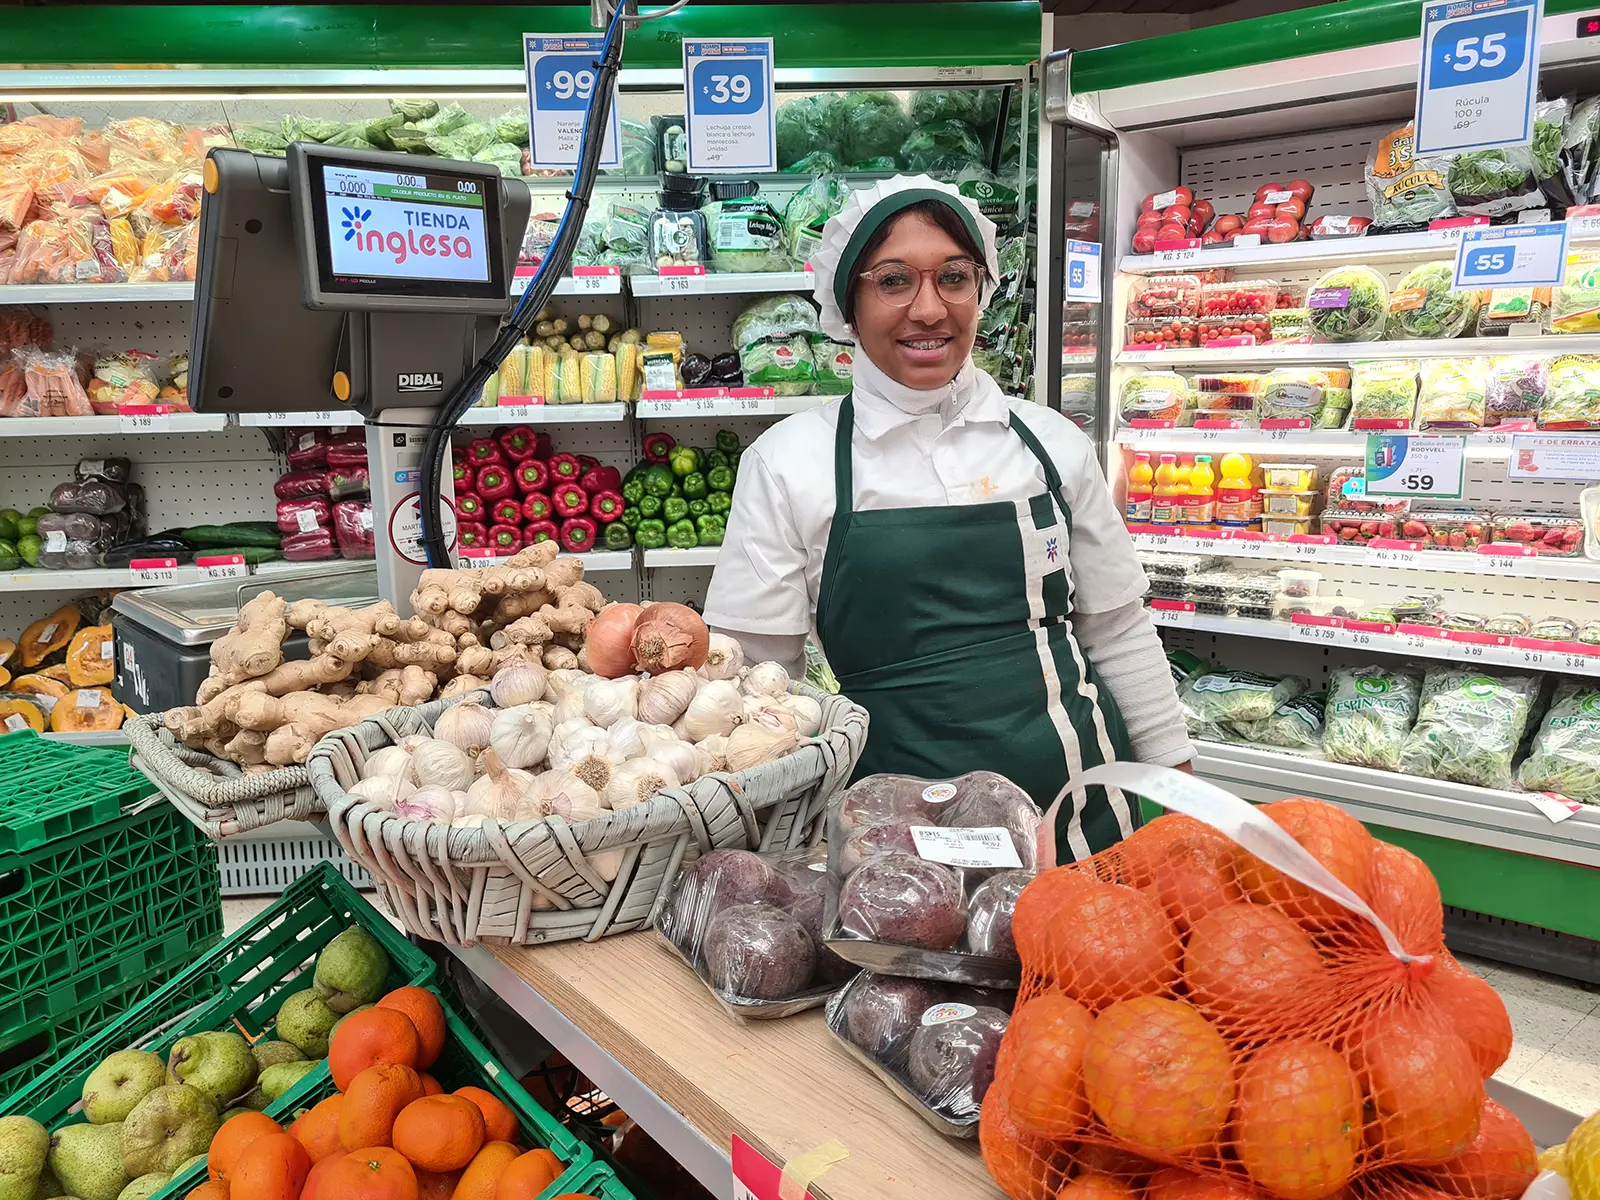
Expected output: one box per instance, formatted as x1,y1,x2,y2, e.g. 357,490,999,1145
0,638,15,668
51,687,124,732
66,626,114,687
0,666,9,690
10,673,70,701
19,606,80,668
0,693,48,733
36,664,72,684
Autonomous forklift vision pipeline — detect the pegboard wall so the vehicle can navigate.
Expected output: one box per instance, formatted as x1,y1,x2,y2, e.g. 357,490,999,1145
1177,122,1393,225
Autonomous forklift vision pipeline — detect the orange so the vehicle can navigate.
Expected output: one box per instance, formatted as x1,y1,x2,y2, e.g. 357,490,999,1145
330,1008,422,1091
1236,1040,1361,1200
1145,1169,1258,1200
289,1096,345,1162
1418,1099,1537,1199
392,1095,486,1173
416,1169,463,1200
231,1133,312,1200
210,1112,285,1183
979,1090,1060,1200
1112,814,1200,888
999,991,1094,1139
495,1149,565,1200
419,1073,444,1097
340,1063,426,1152
1356,1007,1483,1165
455,1088,518,1144
319,1147,418,1200
1012,868,1099,971
1058,1174,1138,1200
1043,881,1179,1011
1182,902,1331,1032
1071,1142,1157,1182
1081,997,1234,1156
1424,956,1513,1078
378,988,447,1070
1151,825,1240,933
1234,798,1373,927
301,1155,339,1200
188,1183,232,1200
453,1141,521,1200
1366,841,1444,954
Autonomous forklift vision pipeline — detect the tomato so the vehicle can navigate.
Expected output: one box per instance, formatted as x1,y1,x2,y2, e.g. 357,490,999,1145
1286,179,1314,202
1267,216,1300,243
1132,229,1156,254
1171,186,1194,207
1246,202,1277,222
1222,231,1237,243
1213,214,1243,236
1156,225,1187,242
1187,219,1203,237
1192,200,1215,228
1201,231,1224,245
1254,181,1289,203
1275,198,1307,221
1241,218,1273,237
1137,210,1164,229
1162,204,1192,226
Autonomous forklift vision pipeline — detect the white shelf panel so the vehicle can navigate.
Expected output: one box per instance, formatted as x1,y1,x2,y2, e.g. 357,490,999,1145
0,283,192,304
457,404,629,425
0,566,206,592
1116,335,1599,368
574,551,634,572
1152,608,1600,677
642,547,720,569
630,271,814,297
0,414,229,437
636,396,823,420
510,275,624,297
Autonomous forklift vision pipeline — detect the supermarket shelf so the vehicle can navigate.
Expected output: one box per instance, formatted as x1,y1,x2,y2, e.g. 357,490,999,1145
510,274,624,297
642,547,720,568
1194,741,1600,869
1150,607,1600,677
0,283,191,304
573,550,634,572
0,414,229,436
1115,335,1597,368
1110,426,1529,456
636,395,824,419
456,404,629,425
630,270,814,297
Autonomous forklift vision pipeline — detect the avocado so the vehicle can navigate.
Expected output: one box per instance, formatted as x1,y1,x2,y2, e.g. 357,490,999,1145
16,517,36,539
27,506,49,518
17,533,41,567
0,512,17,542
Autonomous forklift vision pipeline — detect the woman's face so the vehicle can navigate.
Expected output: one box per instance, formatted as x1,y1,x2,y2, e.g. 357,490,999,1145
851,211,981,391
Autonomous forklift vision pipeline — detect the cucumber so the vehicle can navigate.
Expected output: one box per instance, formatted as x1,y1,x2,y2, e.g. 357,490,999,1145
199,545,283,565
183,523,283,549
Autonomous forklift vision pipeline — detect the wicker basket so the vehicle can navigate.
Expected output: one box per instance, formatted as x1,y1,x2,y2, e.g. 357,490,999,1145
308,685,868,946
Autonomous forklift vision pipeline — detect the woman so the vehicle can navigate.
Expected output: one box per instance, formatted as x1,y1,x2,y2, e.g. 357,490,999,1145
704,176,1191,861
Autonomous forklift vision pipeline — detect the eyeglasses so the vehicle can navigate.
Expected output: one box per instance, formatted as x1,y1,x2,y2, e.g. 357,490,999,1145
857,258,982,307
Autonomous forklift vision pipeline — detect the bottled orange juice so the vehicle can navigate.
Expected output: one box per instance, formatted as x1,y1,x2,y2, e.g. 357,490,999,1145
1219,451,1253,486
1129,453,1154,490
1125,452,1154,524
1187,454,1216,527
1151,454,1183,526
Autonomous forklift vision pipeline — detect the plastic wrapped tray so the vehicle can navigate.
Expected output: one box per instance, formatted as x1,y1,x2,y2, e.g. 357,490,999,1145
1263,491,1317,516
1119,372,1189,423
1200,279,1275,319
1136,552,1224,579
1261,463,1319,491
1262,515,1315,538
1199,312,1272,343
1321,509,1402,543
1400,509,1491,551
1491,511,1584,556
1191,373,1263,413
1125,315,1197,348
1126,274,1201,320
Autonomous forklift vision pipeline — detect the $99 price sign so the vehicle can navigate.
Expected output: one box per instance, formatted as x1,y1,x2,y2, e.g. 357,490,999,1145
1414,0,1543,156
683,39,776,173
524,34,621,170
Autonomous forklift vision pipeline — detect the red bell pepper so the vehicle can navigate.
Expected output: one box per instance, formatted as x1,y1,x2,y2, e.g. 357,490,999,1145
524,519,560,545
497,425,539,461
457,520,489,549
583,464,623,495
533,431,553,460
590,489,624,523
514,458,550,494
488,523,523,553
475,463,514,502
560,516,598,553
452,460,475,493
548,452,581,484
553,481,589,518
491,497,523,525
576,454,602,477
643,432,675,463
455,492,486,521
522,491,554,523
466,437,505,467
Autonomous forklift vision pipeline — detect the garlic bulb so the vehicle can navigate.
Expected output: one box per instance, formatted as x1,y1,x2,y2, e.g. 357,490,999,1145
548,722,612,772
361,744,413,781
489,703,555,770
725,713,800,771
699,633,745,682
604,758,680,810
545,668,591,702
742,661,790,699
636,723,680,754
584,677,640,727
523,769,602,818
434,701,495,757
783,694,823,738
569,741,625,794
606,717,651,761
410,738,475,790
646,740,702,785
678,679,745,741
399,733,431,752
454,812,487,829
490,661,548,708
349,773,414,809
552,681,593,726
462,749,533,821
395,784,459,823
696,733,730,772
636,669,698,726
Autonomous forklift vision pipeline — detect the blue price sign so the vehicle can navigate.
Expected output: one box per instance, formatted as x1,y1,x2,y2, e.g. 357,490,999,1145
1452,221,1568,288
683,39,776,172
1414,0,1544,156
1064,239,1102,303
524,34,620,170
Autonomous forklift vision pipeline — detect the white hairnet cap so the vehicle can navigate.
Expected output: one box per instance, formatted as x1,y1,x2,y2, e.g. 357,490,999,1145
810,174,1000,342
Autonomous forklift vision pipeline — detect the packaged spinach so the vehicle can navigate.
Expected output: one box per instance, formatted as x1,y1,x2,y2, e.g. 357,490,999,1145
1397,667,1539,789
1233,690,1326,751
1323,665,1423,771
1519,681,1600,802
1180,670,1307,736
1387,262,1481,340
1366,123,1455,230
1447,143,1541,220
781,175,849,265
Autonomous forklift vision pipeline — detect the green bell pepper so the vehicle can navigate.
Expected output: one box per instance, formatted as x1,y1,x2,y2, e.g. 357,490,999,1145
707,490,732,515
669,445,701,477
715,429,740,455
619,506,643,530
705,449,730,471
663,496,689,524
621,477,646,505
667,518,699,548
707,465,735,493
638,494,663,519
687,498,710,519
644,464,675,497
695,514,726,546
624,463,647,484
681,471,708,500
636,519,668,549
603,522,633,550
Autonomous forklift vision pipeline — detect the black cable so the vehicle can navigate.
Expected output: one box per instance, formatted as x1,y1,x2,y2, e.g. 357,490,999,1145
418,21,627,568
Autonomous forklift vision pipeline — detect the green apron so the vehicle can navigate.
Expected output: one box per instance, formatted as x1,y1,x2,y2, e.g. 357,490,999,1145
815,394,1138,862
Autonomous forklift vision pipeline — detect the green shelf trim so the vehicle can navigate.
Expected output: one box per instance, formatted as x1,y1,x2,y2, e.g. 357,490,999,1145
1072,0,1597,95
0,4,1040,71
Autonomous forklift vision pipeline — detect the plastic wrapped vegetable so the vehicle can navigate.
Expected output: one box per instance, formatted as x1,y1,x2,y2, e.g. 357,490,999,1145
1366,122,1454,229
1540,354,1600,429
704,197,792,273
810,334,855,395
1485,356,1548,424
472,143,524,178
910,90,983,127
1561,96,1600,208
776,94,843,168
1258,367,1348,424
733,295,822,395
782,174,849,265
837,92,910,165
783,150,845,175
620,120,657,175
1397,667,1538,789
1518,681,1600,802
1552,249,1600,333
1179,670,1307,737
900,120,985,175
1448,142,1541,220
1118,372,1188,424
1323,664,1423,771
1351,360,1420,426
1387,262,1480,340
234,124,289,153
1532,96,1574,209
1308,265,1389,343
390,98,440,122
494,111,530,147
1231,690,1326,751
1416,358,1488,430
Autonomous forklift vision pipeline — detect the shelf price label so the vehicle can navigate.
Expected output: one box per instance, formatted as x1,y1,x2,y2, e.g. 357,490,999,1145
683,39,776,173
1364,433,1467,499
1065,240,1102,302
129,557,180,584
1453,221,1568,288
1414,0,1544,157
524,34,621,170
119,404,171,433
195,554,248,580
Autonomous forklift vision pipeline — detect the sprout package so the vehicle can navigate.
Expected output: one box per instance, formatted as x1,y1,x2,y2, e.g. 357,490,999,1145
823,772,1041,988
1542,354,1600,429
1323,664,1423,771
1417,358,1489,430
1352,360,1421,425
824,970,1013,1138
733,294,822,395
1397,667,1540,789
1179,670,1307,743
1231,690,1327,751
1519,681,1600,802
656,845,853,1020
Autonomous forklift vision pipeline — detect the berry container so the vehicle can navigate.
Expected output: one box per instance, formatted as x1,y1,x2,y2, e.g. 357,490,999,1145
1321,508,1401,544
1400,509,1491,551
1490,512,1584,556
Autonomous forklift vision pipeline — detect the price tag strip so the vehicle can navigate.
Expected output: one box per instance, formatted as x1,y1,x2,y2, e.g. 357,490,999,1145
195,554,248,580
524,34,621,170
129,557,180,585
682,39,776,173
118,404,172,433
1453,221,1568,288
1414,0,1544,157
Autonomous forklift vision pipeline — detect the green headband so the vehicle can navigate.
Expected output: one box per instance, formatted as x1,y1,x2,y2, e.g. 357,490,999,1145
832,188,986,318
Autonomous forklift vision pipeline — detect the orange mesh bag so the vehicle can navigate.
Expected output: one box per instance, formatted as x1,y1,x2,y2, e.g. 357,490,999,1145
983,763,1531,1200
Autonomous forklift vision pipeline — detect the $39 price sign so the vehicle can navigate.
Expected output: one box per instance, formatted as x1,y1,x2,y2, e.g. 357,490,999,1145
682,39,776,173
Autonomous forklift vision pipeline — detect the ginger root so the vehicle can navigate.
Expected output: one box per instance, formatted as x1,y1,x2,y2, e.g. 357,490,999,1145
439,673,489,699
359,666,437,708
209,592,288,683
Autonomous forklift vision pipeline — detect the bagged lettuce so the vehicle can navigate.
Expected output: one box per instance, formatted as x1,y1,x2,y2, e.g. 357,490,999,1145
473,142,524,178
810,334,855,395
282,116,345,143
1180,671,1307,742
495,111,530,147
734,295,822,395
837,92,910,165
777,94,844,168
783,150,845,175
1519,681,1600,802
705,197,792,273
901,120,985,175
1397,667,1539,788
782,174,849,264
1323,665,1422,771
911,90,984,127
390,98,440,122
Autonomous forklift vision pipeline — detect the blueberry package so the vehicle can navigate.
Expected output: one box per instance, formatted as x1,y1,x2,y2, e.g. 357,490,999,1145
824,970,1013,1138
655,845,853,1020
821,771,1040,988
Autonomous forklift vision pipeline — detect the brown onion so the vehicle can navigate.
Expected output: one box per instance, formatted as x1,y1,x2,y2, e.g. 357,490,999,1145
632,603,710,673
585,602,644,678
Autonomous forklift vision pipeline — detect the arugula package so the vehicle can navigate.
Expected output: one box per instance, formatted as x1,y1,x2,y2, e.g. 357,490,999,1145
1519,681,1600,802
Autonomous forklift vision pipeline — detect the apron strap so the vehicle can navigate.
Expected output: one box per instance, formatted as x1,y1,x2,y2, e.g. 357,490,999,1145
1008,411,1073,536
818,393,856,634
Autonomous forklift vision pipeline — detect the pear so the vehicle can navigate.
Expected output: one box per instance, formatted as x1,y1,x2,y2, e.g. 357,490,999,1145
259,1062,318,1103
274,991,338,1058
327,1003,373,1044
121,1085,218,1177
0,1116,48,1200
80,1053,166,1126
115,1175,168,1200
249,1041,305,1073
166,1032,256,1107
31,1163,62,1200
172,1155,206,1176
312,928,389,1013
47,1123,127,1200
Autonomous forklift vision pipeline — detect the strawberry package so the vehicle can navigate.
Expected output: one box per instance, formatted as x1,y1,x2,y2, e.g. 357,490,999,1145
1490,511,1583,556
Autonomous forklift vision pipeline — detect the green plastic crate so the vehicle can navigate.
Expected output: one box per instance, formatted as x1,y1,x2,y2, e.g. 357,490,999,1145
0,799,221,1037
555,1159,644,1200
0,731,149,853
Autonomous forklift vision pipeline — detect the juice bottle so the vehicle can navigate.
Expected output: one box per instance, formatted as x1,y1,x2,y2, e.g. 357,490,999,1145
1187,454,1216,528
1150,454,1182,527
1174,458,1194,527
1125,452,1154,524
1219,451,1253,487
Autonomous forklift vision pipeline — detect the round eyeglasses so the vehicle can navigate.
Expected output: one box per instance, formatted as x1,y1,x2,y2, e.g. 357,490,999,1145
857,259,982,307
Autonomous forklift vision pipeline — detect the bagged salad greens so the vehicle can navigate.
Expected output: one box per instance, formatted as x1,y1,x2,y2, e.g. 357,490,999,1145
911,89,984,127
1387,262,1481,340
1560,96,1600,210
1540,354,1600,428
1417,358,1489,430
1397,667,1539,789
1323,664,1423,771
1447,141,1542,220
620,120,657,175
782,175,849,265
838,92,911,166
1366,123,1455,229
1308,265,1389,342
704,197,792,273
1485,356,1548,424
1232,690,1327,751
390,98,440,122
810,334,855,394
1258,368,1343,423
472,142,523,178
1552,249,1600,333
784,150,845,175
1518,681,1600,802
1166,648,1211,688
1180,671,1307,741
734,295,821,395
1351,360,1420,425
901,120,986,175
494,111,530,147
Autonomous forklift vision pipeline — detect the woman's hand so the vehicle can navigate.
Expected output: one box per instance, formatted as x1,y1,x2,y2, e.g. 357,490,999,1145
1173,759,1195,776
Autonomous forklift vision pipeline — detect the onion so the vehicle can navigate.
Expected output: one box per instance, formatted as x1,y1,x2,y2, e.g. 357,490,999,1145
631,603,710,673
586,603,644,678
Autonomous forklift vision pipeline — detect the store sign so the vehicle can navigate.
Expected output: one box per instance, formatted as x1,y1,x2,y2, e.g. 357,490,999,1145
1064,239,1103,303
1414,0,1544,156
1508,433,1600,480
683,39,776,172
524,34,621,170
1452,221,1568,288
1364,434,1467,499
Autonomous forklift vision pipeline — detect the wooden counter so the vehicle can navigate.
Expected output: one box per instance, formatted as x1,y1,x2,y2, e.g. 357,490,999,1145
454,933,1005,1200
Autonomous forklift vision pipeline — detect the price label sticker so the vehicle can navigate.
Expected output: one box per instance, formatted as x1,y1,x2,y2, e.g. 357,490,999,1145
572,273,611,293
663,273,694,292
727,393,774,415
119,404,171,433
1453,221,1569,288
1154,246,1200,265
1414,0,1544,156
730,1136,827,1200
1148,601,1196,628
100,639,115,660
1291,620,1343,644
295,508,320,534
196,554,248,579
1526,792,1584,823
909,825,1024,870
1365,434,1467,499
3,714,26,733
524,34,621,169
497,404,545,421
683,38,776,172
1371,546,1422,566
129,557,179,584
